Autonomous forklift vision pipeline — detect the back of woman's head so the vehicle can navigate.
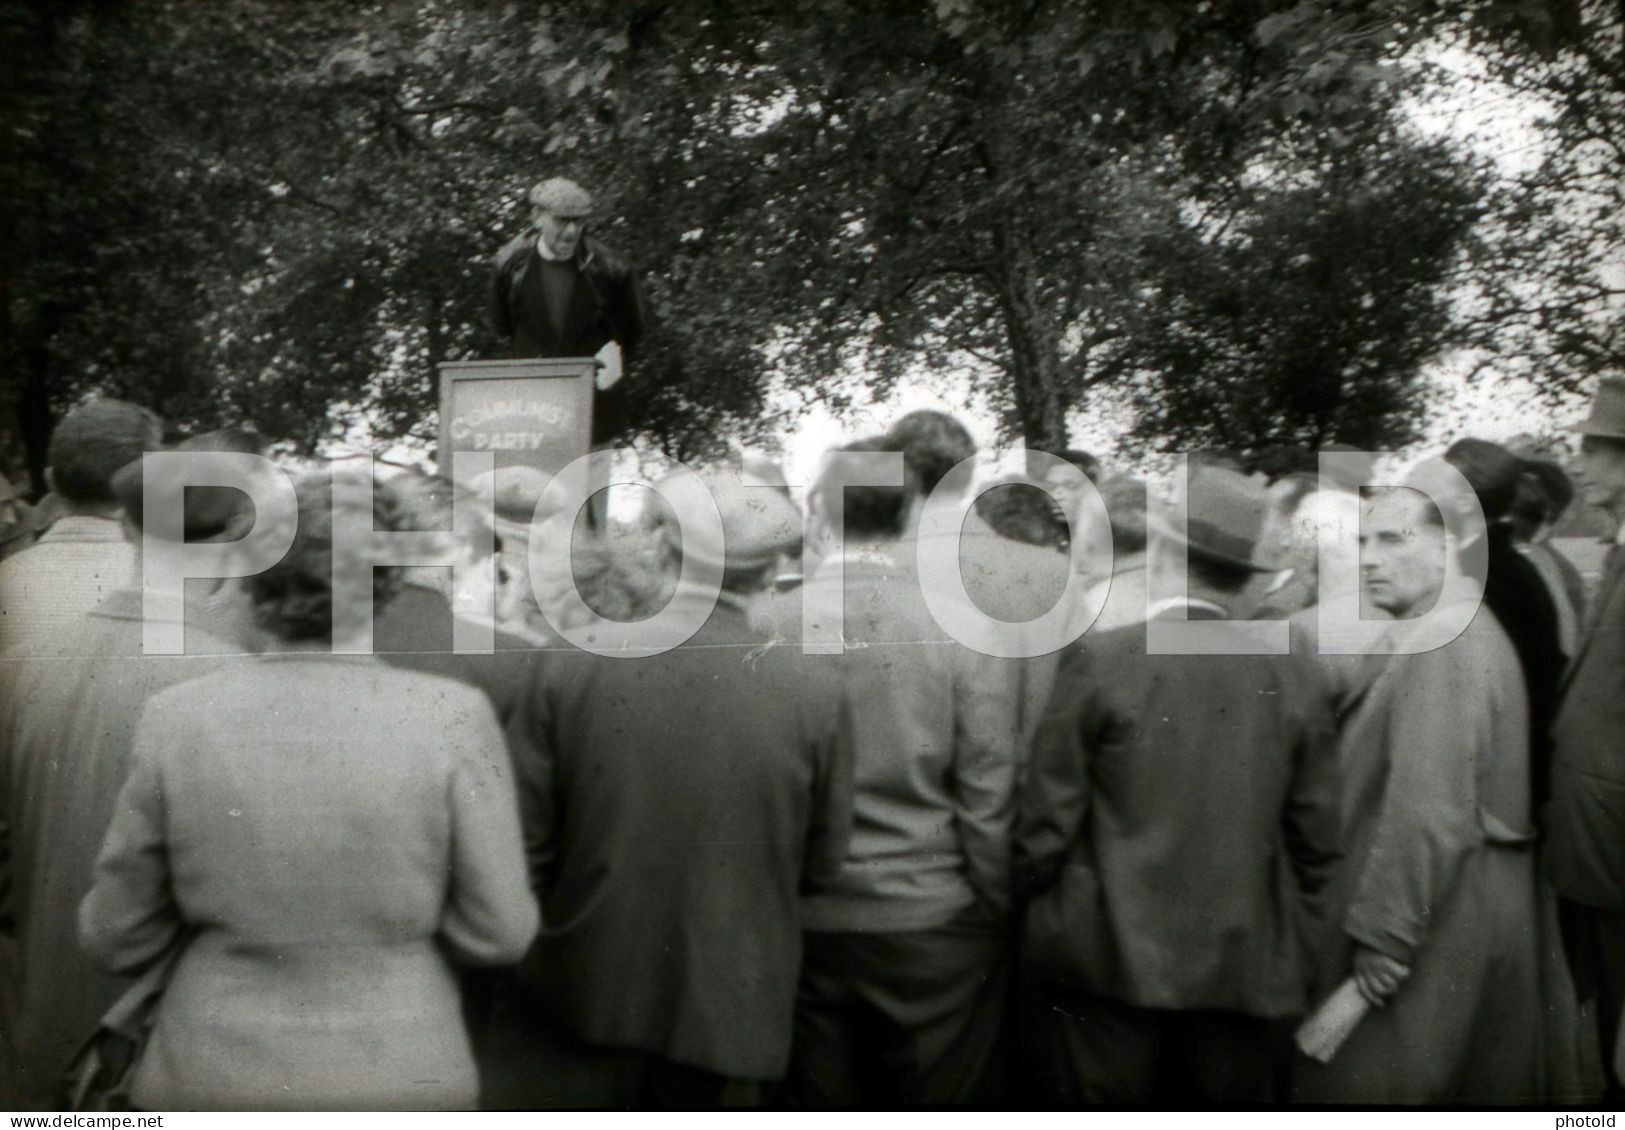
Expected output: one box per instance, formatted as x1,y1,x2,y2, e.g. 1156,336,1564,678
1443,437,1524,523
247,469,406,642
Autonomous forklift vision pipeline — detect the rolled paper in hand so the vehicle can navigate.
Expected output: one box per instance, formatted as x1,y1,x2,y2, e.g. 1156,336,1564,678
1295,978,1371,1064
594,341,624,390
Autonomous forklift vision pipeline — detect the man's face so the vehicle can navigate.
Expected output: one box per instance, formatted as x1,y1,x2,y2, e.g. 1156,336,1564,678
534,208,586,258
1574,435,1625,519
1360,490,1446,618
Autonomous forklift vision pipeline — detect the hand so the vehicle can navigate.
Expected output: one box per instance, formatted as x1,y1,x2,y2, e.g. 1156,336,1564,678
593,341,624,391
1352,946,1410,1006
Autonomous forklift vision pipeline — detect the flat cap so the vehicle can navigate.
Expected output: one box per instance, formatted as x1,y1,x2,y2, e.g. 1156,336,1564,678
528,177,595,218
655,467,802,573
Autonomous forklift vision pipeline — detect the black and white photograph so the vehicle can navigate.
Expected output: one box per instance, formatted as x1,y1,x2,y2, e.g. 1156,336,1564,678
0,0,1622,1115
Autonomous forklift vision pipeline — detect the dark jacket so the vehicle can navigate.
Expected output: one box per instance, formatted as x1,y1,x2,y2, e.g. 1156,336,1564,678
1547,542,1625,911
1480,524,1564,822
374,582,542,728
1016,604,1342,1018
504,589,854,1080
490,232,647,444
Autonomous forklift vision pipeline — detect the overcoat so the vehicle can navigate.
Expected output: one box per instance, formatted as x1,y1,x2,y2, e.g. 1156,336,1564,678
1295,597,1545,1104
504,590,853,1081
0,590,233,1101
79,654,537,1111
1547,542,1625,911
1016,603,1342,1018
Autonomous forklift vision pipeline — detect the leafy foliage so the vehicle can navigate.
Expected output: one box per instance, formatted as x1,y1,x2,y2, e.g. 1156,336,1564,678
1,0,1613,493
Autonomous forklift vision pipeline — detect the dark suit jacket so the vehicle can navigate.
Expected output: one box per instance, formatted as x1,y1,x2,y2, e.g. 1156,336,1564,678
1016,605,1342,1018
1547,542,1625,911
375,582,541,728
504,591,853,1080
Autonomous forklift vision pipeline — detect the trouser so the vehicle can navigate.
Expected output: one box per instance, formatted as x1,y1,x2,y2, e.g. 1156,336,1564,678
786,913,1008,1106
1561,899,1625,1098
1028,981,1290,1105
478,989,763,1109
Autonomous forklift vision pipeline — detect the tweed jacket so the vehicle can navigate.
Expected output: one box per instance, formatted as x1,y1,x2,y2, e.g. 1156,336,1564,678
1017,603,1342,1017
0,516,134,657
79,654,537,1111
505,590,853,1081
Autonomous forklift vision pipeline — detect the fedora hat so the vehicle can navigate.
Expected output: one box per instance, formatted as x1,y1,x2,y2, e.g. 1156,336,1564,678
1566,376,1625,440
1148,466,1281,573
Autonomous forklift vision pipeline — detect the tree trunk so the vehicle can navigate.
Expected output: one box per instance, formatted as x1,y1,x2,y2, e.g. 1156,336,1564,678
990,215,1068,452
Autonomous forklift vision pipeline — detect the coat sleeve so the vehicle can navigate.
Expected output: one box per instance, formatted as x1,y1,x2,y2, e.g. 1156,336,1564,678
489,243,517,341
441,689,540,966
502,661,561,898
951,642,1020,916
1280,660,1343,957
1014,644,1094,901
79,706,185,975
1344,648,1483,965
802,685,856,889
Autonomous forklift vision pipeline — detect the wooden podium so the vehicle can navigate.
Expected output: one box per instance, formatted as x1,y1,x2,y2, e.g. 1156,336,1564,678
436,357,596,479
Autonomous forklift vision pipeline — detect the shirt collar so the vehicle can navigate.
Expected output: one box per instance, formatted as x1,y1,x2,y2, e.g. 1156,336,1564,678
38,514,125,543
535,233,573,263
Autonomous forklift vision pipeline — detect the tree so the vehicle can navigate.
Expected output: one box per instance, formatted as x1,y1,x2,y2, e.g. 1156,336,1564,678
3,0,1597,492
1420,0,1624,402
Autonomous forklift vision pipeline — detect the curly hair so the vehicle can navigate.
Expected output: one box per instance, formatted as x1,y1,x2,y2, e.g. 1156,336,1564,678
48,399,162,506
247,469,406,642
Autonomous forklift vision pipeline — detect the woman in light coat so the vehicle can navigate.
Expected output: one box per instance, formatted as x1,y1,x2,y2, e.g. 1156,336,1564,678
79,470,538,1111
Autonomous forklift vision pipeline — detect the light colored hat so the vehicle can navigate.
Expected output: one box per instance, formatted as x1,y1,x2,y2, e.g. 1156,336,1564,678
528,177,595,219
1566,376,1625,441
465,465,563,546
1148,467,1281,573
654,467,802,572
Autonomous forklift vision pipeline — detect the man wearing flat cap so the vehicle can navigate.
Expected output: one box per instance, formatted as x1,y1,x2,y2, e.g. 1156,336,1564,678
0,449,244,1104
490,177,648,445
1016,467,1341,1104
1546,375,1625,1100
491,469,853,1107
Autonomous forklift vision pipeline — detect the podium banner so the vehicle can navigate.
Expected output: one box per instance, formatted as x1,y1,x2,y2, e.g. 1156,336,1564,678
437,357,595,481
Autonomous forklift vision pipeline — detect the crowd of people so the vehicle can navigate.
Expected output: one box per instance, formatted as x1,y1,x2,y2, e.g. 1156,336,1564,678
0,383,1622,1110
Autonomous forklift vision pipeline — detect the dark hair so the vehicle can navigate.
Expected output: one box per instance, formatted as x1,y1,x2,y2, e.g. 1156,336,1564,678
1444,437,1524,522
975,478,1068,549
1186,551,1254,596
179,427,268,456
886,410,976,496
1042,448,1100,483
48,399,163,506
810,437,910,539
247,470,405,642
1098,475,1149,555
1518,460,1574,524
1188,448,1247,475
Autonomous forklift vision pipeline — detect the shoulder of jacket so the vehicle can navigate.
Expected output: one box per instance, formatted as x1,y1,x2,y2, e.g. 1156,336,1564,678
580,236,633,278
494,232,533,269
